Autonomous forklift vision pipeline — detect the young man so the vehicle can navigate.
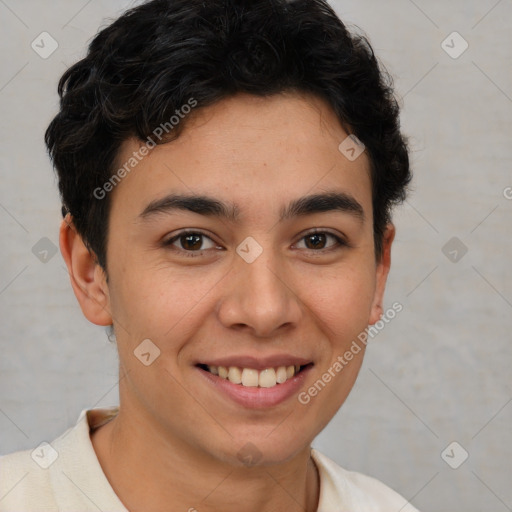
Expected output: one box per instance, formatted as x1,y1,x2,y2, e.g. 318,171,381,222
0,0,417,510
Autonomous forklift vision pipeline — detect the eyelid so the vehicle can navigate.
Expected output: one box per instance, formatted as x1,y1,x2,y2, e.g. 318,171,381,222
163,228,348,256
163,229,218,250
292,229,348,251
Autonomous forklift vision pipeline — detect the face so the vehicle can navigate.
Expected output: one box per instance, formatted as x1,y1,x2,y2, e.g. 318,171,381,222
68,91,393,466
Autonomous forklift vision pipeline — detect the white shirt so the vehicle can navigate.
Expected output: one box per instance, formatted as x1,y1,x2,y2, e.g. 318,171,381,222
0,406,419,511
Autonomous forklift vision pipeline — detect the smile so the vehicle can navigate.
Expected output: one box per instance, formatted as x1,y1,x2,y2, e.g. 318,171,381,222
195,360,314,409
197,364,312,388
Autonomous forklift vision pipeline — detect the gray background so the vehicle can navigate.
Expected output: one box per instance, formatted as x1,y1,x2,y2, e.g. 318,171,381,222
1,1,511,511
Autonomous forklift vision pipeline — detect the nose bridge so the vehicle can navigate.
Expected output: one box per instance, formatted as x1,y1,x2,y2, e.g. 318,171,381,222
244,246,286,300
219,234,301,336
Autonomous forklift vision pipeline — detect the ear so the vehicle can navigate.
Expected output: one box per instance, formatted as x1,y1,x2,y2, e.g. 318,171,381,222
368,223,395,325
59,213,113,326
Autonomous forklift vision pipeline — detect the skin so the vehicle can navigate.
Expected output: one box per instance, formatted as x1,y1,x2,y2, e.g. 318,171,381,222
60,91,394,512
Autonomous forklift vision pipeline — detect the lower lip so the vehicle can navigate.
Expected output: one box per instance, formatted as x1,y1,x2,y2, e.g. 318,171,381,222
196,365,313,409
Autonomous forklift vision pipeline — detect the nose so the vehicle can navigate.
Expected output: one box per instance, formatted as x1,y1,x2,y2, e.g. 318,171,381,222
216,241,303,338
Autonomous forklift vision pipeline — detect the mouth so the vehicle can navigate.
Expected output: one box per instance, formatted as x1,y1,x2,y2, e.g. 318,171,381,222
193,353,315,408
195,361,314,408
196,363,313,389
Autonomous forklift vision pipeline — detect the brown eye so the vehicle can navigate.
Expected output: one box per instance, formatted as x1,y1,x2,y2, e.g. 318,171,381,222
304,233,328,250
296,231,346,252
163,231,217,257
178,233,203,251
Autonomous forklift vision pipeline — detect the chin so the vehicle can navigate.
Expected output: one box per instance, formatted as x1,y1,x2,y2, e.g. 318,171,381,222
219,427,313,468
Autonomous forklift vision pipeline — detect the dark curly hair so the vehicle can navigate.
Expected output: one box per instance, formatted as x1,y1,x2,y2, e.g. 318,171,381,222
45,0,411,273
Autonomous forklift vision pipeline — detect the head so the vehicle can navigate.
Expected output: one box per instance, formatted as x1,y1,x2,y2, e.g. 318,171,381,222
48,0,410,466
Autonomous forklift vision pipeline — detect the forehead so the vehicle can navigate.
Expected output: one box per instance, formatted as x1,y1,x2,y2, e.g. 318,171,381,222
110,91,372,222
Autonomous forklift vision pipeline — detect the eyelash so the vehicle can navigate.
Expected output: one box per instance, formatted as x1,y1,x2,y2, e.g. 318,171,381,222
162,229,348,258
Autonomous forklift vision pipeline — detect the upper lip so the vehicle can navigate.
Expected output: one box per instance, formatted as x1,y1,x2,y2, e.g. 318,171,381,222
197,354,313,371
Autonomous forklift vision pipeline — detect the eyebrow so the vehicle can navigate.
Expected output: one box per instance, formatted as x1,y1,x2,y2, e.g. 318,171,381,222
138,191,365,223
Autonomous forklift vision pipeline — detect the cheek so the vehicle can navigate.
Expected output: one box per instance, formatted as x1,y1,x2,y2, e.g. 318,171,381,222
108,263,220,342
304,264,376,337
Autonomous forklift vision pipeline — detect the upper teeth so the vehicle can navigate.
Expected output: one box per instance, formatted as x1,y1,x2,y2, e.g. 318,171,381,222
207,365,300,388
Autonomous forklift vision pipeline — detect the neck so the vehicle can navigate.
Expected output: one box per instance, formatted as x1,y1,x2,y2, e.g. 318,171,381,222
90,402,320,512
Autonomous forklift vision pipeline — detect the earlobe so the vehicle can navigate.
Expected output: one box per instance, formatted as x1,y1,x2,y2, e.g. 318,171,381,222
370,303,384,326
368,224,395,325
59,214,113,326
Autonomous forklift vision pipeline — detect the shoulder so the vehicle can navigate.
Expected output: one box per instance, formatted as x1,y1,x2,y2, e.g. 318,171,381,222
0,407,124,512
311,449,420,512
0,447,57,511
